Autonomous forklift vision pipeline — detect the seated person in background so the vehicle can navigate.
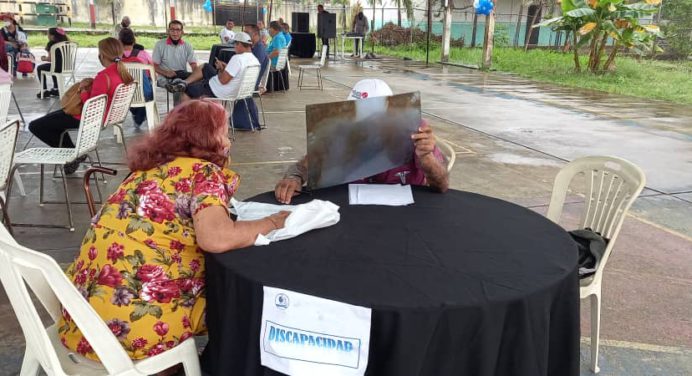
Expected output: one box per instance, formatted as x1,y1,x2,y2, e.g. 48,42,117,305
165,32,259,102
119,28,154,128
219,19,235,44
275,79,449,204
229,24,269,130
1,16,28,75
152,20,197,96
36,27,68,98
57,98,289,363
112,16,129,38
29,37,134,174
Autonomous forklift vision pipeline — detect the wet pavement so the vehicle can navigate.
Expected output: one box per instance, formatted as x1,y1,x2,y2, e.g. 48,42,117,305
0,49,690,375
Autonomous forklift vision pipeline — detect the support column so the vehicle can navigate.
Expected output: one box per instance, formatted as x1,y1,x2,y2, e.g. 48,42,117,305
441,2,452,63
482,10,495,69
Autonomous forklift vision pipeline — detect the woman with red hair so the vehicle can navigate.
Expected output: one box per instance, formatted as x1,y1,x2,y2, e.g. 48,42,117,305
58,99,289,361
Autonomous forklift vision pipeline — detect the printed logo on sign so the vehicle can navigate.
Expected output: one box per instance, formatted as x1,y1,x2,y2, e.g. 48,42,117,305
275,293,289,309
263,321,362,369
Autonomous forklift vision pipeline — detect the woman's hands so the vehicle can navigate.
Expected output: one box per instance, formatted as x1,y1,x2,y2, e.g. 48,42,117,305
266,211,291,230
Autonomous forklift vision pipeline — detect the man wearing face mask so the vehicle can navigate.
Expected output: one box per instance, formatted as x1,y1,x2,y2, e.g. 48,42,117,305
152,20,198,102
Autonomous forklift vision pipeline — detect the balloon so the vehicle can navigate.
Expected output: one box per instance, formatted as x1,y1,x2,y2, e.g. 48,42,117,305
203,0,212,12
474,0,494,16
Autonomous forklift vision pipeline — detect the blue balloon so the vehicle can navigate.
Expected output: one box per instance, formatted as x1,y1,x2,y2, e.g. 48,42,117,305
203,0,212,12
474,0,494,16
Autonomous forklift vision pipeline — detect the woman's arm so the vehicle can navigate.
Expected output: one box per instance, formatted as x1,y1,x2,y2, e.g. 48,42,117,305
193,206,290,253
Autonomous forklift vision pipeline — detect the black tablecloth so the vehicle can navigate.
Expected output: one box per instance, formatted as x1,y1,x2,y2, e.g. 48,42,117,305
289,32,316,58
201,186,580,376
208,44,235,65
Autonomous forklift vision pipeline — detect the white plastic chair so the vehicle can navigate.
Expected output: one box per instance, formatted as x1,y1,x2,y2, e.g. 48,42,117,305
437,139,456,173
124,63,160,131
208,64,261,139
38,41,78,99
7,53,13,76
0,120,19,235
286,42,292,77
7,95,108,231
252,64,271,129
0,225,202,376
546,156,646,374
0,83,25,196
102,82,138,149
270,48,289,93
298,44,328,90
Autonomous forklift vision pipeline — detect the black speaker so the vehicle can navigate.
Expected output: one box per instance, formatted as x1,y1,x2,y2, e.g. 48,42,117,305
292,12,309,33
317,13,336,39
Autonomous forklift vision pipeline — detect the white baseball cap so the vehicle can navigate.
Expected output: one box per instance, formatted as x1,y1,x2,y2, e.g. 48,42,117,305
347,79,393,101
233,32,253,45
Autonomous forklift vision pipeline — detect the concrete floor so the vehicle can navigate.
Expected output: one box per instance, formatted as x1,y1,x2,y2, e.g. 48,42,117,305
0,48,690,375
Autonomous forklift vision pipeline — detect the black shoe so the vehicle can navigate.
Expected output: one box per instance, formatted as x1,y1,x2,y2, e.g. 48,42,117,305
49,88,60,97
63,155,88,175
36,90,52,99
165,78,187,93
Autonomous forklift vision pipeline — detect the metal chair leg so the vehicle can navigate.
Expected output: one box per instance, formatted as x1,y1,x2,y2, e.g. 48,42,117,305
39,164,45,206
58,165,75,232
0,194,14,237
229,100,236,140
257,94,267,129
85,155,103,203
243,99,255,132
11,92,27,128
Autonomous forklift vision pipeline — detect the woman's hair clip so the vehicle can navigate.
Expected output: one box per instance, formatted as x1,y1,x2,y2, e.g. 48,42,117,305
113,57,122,62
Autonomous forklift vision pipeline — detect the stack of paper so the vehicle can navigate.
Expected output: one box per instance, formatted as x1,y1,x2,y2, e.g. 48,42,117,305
348,184,415,206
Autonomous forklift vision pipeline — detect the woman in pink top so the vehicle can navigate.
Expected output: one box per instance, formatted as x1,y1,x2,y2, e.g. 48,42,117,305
29,37,133,174
119,28,152,127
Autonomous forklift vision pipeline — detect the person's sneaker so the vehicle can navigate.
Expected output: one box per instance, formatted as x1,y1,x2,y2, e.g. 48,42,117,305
49,88,60,97
36,90,52,99
63,155,88,175
165,78,187,93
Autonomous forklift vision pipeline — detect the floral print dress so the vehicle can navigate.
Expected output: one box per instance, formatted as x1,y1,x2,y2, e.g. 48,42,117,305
58,157,239,360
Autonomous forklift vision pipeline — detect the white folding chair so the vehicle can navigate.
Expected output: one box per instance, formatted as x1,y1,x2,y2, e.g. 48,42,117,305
124,63,160,131
269,48,289,93
546,156,646,374
0,83,25,196
286,42,292,77
298,44,328,91
38,41,78,99
6,95,108,231
0,120,20,236
208,64,261,139
252,64,271,129
0,225,202,376
101,82,138,149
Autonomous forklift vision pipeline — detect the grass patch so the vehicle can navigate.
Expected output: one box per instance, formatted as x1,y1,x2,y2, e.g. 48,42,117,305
27,31,220,51
375,44,692,105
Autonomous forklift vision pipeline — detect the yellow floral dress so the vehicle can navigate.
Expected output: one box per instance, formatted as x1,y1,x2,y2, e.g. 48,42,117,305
58,157,239,360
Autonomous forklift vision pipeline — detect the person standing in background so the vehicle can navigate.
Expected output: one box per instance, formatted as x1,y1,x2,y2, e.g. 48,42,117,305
317,4,329,57
352,12,369,57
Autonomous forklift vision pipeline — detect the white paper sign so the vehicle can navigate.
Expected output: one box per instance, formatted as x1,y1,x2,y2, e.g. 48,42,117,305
260,286,372,376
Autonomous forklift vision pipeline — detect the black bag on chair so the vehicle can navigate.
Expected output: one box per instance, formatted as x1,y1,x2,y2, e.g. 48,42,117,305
569,228,608,279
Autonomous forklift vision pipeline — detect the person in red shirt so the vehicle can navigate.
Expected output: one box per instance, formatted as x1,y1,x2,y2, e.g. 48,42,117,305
275,79,449,204
28,37,134,174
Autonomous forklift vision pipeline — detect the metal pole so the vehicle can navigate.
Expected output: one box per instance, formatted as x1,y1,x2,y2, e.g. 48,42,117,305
426,0,432,65
268,0,273,22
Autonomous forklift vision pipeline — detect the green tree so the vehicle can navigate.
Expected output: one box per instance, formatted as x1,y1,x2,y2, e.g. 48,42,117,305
661,0,692,58
536,0,661,73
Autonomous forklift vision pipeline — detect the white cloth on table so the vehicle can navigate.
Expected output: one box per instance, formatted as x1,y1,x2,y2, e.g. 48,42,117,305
230,198,341,246
348,184,414,206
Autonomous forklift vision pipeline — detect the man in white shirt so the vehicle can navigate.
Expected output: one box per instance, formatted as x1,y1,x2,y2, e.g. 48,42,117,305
167,32,259,101
219,19,235,44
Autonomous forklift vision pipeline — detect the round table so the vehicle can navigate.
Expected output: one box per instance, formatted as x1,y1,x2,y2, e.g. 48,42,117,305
201,186,580,376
